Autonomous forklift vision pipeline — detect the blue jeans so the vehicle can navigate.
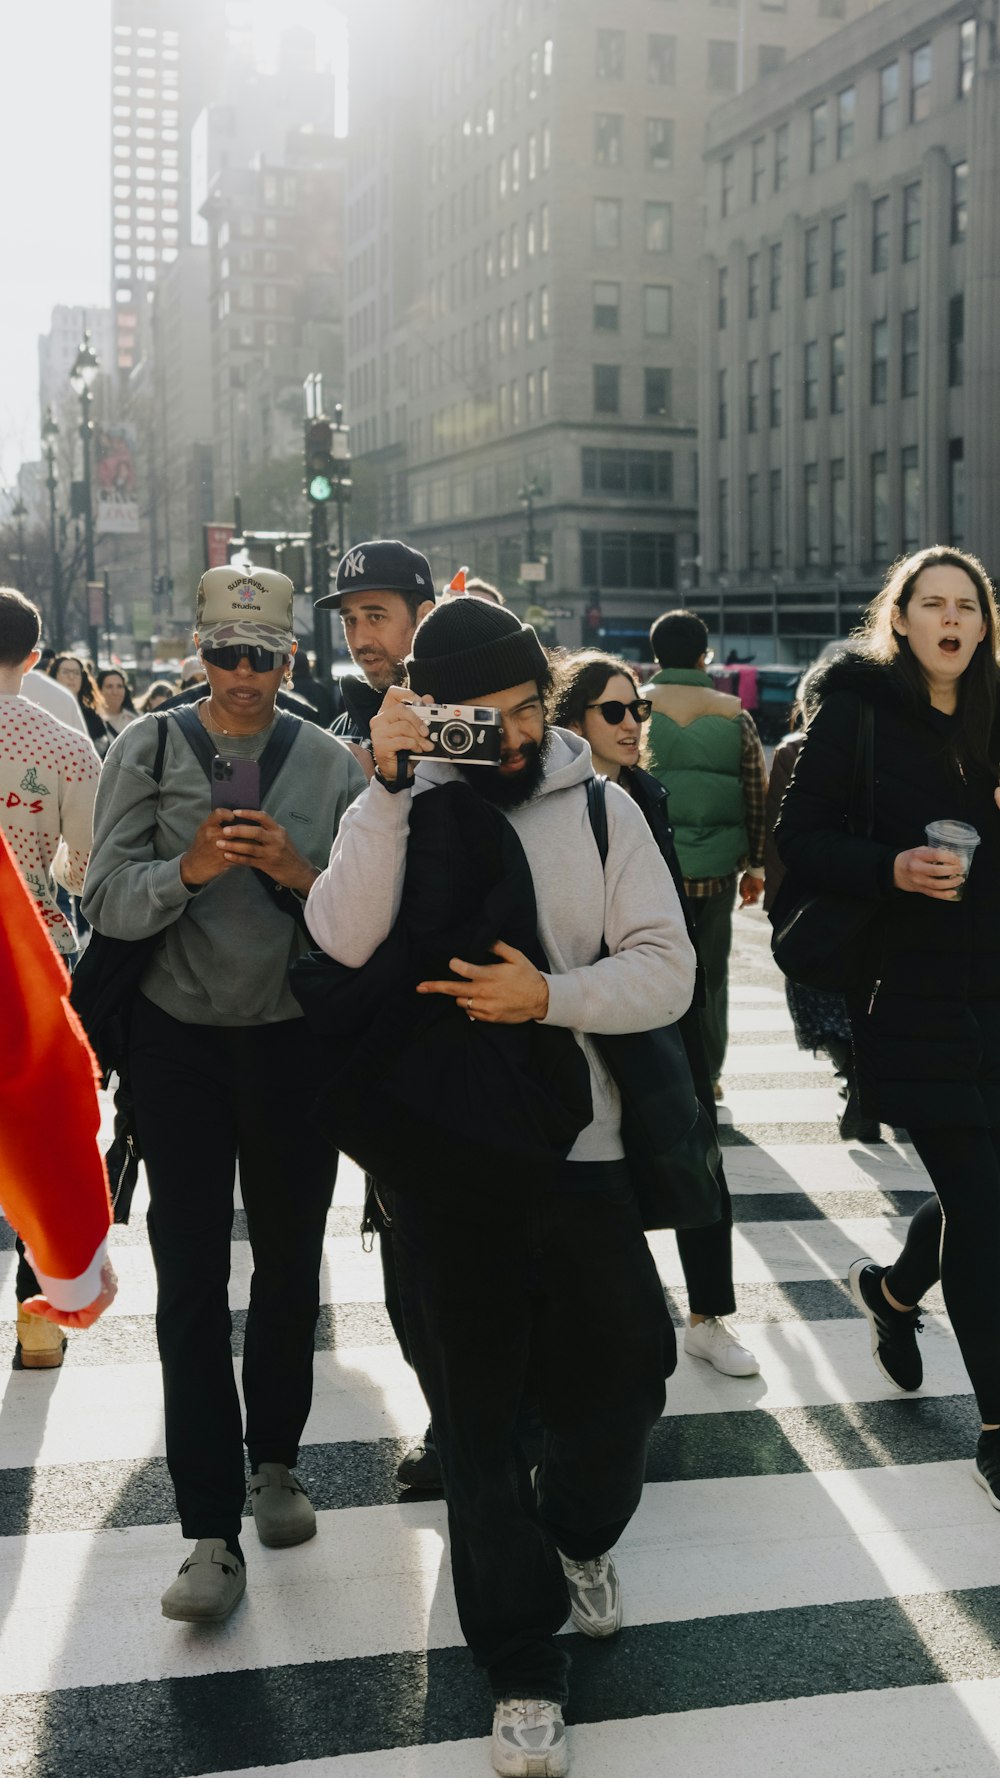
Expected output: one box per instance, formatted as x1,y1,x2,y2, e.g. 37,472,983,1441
384,1168,670,1704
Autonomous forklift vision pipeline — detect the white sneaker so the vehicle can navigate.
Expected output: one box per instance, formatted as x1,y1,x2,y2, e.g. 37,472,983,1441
557,1549,622,1637
491,1699,568,1777
684,1316,760,1378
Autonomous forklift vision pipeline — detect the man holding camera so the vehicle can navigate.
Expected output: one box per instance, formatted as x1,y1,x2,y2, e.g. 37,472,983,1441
306,597,695,1778
319,538,436,760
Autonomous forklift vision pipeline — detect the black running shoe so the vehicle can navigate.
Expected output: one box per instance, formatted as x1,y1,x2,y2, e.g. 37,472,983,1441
848,1259,924,1391
396,1427,442,1490
975,1430,1000,1509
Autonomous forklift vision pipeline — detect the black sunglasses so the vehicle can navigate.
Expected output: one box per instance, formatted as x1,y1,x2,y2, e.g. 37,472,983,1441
587,697,652,725
201,644,287,674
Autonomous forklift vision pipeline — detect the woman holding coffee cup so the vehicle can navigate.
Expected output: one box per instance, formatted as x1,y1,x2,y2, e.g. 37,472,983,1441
775,546,1000,1504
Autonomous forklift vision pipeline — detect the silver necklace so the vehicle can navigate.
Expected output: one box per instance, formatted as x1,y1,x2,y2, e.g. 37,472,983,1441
199,697,271,739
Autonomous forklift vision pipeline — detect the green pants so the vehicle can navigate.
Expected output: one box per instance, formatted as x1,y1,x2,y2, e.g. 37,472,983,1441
687,883,736,1085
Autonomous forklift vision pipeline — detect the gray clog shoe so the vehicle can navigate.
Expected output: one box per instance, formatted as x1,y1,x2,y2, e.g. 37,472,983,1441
161,1538,246,1622
247,1462,317,1548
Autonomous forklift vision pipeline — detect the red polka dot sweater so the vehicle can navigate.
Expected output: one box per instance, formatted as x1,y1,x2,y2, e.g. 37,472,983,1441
0,693,101,954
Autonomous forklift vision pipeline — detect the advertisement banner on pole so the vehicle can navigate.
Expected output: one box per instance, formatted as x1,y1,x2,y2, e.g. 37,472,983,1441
87,582,104,626
203,523,236,570
95,426,140,535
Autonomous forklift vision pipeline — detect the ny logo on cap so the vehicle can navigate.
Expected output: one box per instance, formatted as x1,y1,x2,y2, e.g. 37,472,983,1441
342,549,366,580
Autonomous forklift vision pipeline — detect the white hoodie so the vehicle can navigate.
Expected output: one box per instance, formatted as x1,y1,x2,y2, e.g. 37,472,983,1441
306,728,696,1164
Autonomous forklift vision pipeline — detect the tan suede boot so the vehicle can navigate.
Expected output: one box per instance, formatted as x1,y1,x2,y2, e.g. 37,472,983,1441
16,1306,66,1370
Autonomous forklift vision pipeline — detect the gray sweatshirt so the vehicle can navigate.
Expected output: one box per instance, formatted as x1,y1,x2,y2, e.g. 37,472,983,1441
83,711,367,1025
306,728,696,1162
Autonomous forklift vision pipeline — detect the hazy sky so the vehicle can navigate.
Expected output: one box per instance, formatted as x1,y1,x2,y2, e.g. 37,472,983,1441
0,1,344,490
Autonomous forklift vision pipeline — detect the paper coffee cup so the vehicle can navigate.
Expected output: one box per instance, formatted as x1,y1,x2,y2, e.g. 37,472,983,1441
925,819,981,900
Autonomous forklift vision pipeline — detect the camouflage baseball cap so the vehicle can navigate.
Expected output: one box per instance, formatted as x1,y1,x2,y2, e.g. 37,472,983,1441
196,564,295,653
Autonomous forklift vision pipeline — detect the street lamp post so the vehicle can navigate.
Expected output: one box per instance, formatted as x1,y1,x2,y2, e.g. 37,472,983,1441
11,497,27,588
41,408,65,649
517,477,542,565
70,332,100,662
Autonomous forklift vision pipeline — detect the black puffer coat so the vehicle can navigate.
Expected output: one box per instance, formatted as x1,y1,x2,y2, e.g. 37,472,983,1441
774,651,1000,1130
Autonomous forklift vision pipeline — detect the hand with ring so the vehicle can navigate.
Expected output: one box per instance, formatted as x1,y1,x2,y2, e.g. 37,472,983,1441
417,941,550,1025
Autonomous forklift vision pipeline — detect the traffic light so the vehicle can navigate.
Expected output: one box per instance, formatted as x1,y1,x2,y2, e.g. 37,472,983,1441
304,418,335,504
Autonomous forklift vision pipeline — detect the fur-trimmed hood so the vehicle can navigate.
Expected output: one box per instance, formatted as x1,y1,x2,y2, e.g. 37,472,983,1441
805,647,908,713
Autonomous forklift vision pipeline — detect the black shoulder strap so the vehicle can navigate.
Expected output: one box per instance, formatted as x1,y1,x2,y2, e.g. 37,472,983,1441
585,774,609,868
169,699,216,779
151,711,169,784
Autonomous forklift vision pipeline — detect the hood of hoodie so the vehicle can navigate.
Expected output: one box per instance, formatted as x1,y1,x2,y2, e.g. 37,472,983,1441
413,724,594,799
807,648,912,714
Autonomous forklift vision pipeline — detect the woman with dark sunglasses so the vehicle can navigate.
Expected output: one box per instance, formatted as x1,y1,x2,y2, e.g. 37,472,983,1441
550,650,759,1381
82,566,368,1624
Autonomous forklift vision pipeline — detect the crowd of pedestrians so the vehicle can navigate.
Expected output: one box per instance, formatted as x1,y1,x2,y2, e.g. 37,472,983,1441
3,535,1000,1778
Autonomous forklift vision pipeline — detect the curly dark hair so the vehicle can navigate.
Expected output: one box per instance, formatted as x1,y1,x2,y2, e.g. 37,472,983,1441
548,649,640,729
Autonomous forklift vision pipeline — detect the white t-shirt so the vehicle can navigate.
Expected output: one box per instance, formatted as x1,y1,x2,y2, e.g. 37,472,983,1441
21,670,89,737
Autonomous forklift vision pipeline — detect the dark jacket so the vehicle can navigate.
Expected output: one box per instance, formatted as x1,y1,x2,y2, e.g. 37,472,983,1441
330,674,383,745
763,732,804,913
775,651,1000,1128
291,780,593,1185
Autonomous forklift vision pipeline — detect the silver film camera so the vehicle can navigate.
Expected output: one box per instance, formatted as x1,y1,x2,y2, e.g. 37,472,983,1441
420,703,503,765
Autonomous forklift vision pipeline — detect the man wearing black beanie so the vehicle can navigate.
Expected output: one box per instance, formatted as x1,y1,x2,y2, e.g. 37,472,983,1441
306,598,696,1778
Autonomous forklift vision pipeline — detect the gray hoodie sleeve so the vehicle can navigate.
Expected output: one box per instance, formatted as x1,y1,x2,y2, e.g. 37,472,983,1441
82,725,196,937
305,775,412,964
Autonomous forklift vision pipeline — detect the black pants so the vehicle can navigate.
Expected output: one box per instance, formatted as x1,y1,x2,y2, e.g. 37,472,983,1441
129,994,337,1544
384,1170,670,1704
886,1125,1000,1424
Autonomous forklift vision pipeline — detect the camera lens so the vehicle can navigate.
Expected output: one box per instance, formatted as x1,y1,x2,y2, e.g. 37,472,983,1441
440,720,473,755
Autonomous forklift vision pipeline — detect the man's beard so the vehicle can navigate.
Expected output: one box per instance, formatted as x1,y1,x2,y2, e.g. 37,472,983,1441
458,727,550,809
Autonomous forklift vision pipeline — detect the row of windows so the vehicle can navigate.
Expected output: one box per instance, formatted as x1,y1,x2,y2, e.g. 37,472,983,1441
582,448,674,501
595,29,744,96
593,114,675,172
429,25,554,121
594,198,672,253
581,529,677,593
593,282,672,337
405,369,554,465
423,207,551,321
594,364,673,420
718,19,975,217
716,442,963,571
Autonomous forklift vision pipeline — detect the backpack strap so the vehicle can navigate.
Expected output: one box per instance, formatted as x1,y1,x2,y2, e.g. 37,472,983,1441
151,710,169,783
585,773,609,868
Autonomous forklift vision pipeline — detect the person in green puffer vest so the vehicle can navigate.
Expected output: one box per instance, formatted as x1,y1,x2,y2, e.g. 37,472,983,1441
644,610,769,1097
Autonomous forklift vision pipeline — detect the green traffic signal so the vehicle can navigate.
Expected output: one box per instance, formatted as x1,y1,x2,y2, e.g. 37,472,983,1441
309,473,334,502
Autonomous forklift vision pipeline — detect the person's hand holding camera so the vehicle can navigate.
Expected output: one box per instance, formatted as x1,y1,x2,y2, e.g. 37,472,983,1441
370,685,436,784
180,809,238,887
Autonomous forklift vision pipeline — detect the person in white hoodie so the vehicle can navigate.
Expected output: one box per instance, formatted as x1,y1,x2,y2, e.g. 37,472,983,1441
306,597,695,1778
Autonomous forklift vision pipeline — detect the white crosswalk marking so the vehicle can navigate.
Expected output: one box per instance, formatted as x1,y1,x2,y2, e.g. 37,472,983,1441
4,907,996,1778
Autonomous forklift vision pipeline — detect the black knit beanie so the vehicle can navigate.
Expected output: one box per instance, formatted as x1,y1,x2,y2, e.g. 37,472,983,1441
406,595,549,702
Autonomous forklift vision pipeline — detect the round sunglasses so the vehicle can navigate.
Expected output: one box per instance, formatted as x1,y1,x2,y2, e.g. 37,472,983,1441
587,697,652,725
201,644,288,673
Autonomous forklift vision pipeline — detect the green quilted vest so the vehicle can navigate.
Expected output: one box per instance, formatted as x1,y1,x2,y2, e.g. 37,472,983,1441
646,669,749,880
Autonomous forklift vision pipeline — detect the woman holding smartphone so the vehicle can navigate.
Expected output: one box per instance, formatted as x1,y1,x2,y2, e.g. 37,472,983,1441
775,547,1000,1503
83,566,366,1622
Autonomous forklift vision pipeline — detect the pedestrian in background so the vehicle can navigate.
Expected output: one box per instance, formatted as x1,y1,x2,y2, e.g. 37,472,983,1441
83,565,367,1624
48,653,112,754
551,649,758,1380
644,610,767,1102
320,537,436,771
96,667,138,737
135,678,177,713
775,546,1000,1506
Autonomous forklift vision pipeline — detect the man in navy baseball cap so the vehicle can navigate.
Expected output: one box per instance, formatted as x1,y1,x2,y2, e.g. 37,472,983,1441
320,539,436,743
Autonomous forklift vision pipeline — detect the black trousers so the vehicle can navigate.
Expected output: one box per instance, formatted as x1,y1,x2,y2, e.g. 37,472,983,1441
129,994,337,1544
886,1125,1000,1425
384,1170,670,1704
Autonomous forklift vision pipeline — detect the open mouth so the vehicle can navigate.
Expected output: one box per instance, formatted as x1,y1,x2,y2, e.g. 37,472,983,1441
939,638,962,654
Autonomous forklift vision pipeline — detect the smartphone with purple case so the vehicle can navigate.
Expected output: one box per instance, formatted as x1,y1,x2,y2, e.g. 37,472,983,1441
210,755,261,811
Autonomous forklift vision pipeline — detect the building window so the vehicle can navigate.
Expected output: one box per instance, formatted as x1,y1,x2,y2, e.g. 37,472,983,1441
708,40,738,93
580,529,677,590
830,333,846,413
594,364,620,413
751,137,766,203
648,34,677,84
910,43,932,122
804,226,819,298
837,85,856,158
721,154,734,217
583,448,675,498
748,473,761,569
646,117,674,171
879,61,900,138
645,368,672,417
769,242,783,311
593,280,620,331
903,182,921,260
719,479,730,571
804,340,819,418
871,317,889,404
959,17,977,96
540,286,550,335
831,214,847,288
596,29,625,79
718,367,729,439
872,452,889,563
747,359,760,433
831,459,847,565
644,284,672,335
593,198,621,248
769,350,783,427
949,292,965,387
810,101,828,173
902,307,919,396
594,113,623,165
759,45,785,79
952,161,969,241
540,366,550,415
774,121,789,191
902,445,920,550
645,202,672,253
949,438,965,544
770,468,783,568
872,195,890,271
804,463,819,565
747,252,760,318
718,265,729,329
